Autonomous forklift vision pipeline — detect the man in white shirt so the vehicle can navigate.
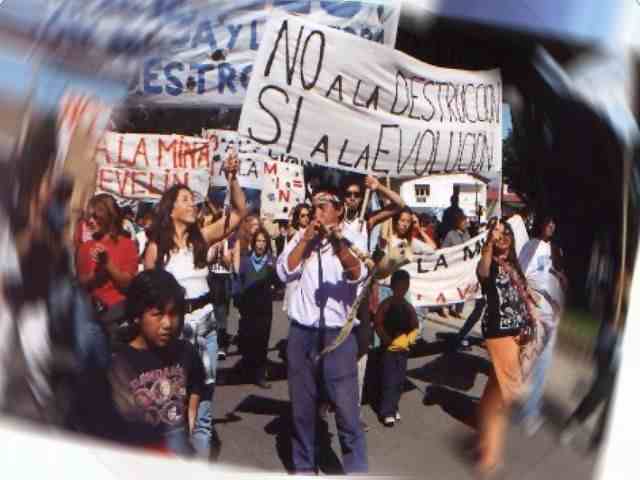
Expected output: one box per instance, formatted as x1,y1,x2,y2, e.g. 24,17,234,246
277,189,368,474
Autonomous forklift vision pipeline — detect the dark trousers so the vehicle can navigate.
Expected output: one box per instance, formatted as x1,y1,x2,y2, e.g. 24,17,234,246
238,309,272,381
287,322,368,474
379,350,409,418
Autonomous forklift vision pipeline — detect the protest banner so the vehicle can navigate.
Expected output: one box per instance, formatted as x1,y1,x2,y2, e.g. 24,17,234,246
206,128,309,190
261,158,306,220
38,0,193,80
239,15,503,178
122,0,401,106
93,132,212,202
405,233,487,306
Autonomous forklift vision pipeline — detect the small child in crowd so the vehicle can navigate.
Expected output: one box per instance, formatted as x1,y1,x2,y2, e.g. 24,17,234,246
374,270,419,427
108,269,206,456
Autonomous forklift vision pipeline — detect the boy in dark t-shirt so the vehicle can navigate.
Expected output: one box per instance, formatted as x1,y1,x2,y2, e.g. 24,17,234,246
108,269,205,456
374,270,419,427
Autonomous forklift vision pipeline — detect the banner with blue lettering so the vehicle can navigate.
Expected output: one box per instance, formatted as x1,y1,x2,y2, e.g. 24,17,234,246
126,0,401,107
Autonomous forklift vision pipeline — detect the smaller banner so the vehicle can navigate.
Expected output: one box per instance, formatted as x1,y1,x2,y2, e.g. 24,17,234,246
406,233,487,306
93,132,212,201
261,158,306,220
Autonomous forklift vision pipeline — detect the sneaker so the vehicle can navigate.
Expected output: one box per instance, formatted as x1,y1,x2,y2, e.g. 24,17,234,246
383,416,395,427
217,349,227,361
395,411,402,422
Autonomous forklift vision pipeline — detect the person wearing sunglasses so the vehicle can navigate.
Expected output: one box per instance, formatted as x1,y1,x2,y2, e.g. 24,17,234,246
277,188,369,474
76,193,139,327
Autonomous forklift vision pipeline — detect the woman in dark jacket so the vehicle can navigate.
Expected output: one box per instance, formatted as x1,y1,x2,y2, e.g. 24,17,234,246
237,227,278,389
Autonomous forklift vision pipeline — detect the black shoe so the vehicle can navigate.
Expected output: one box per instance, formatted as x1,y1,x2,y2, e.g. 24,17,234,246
218,349,227,360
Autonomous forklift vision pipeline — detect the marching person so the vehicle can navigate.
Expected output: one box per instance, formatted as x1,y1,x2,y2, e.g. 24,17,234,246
441,211,472,319
374,270,419,427
277,188,369,474
514,216,568,435
281,202,312,314
340,174,406,430
143,152,247,460
475,218,537,476
76,193,139,328
107,269,206,456
236,227,278,388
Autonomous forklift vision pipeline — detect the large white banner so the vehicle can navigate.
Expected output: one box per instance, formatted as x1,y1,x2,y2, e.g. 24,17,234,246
93,132,213,201
406,233,487,306
239,15,502,178
127,0,401,106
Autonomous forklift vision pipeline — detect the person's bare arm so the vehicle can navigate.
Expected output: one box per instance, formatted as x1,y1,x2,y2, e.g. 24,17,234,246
188,394,200,435
364,175,405,230
332,238,362,281
408,304,419,330
287,222,318,272
232,240,241,273
143,241,159,270
477,221,497,279
202,153,248,245
374,300,393,345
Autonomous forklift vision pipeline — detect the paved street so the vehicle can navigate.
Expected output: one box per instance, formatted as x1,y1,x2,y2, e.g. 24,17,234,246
213,301,599,478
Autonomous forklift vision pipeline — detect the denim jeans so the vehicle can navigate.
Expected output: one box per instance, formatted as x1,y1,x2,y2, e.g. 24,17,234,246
514,331,556,422
191,329,217,458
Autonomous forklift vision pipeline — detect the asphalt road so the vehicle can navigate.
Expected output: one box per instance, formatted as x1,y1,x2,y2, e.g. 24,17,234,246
212,301,598,478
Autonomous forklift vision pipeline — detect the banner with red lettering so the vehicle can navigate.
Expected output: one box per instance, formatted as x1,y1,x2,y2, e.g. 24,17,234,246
93,132,212,201
406,233,487,306
261,158,306,220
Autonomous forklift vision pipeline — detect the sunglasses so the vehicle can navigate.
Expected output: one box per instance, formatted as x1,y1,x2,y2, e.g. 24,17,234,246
345,191,361,198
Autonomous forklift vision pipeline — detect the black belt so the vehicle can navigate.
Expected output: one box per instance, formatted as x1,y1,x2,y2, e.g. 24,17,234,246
185,294,211,314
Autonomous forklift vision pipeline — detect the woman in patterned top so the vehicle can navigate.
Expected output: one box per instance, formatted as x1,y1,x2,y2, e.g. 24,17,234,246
475,218,537,476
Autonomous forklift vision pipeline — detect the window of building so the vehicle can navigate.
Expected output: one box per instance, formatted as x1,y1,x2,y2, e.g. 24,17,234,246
415,184,430,203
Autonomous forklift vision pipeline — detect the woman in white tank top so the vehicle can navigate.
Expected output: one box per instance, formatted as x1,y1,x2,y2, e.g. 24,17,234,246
143,154,246,460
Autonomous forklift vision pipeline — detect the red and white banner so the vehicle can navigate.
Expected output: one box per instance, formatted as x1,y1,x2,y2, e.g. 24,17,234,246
93,132,212,201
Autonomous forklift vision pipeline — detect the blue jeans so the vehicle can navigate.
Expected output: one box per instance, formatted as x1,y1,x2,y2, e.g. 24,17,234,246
191,329,218,458
287,322,368,474
515,331,556,422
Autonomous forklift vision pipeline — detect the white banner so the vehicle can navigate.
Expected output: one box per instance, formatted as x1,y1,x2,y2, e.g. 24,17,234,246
261,158,306,220
205,128,309,191
239,15,502,178
128,0,401,106
406,233,487,307
93,132,212,201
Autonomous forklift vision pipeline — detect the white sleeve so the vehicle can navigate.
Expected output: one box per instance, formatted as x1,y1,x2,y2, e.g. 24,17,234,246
276,231,304,283
343,228,369,284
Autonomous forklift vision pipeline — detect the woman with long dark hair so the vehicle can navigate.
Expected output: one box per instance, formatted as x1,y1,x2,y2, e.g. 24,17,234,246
475,218,537,475
143,154,246,459
236,227,278,388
